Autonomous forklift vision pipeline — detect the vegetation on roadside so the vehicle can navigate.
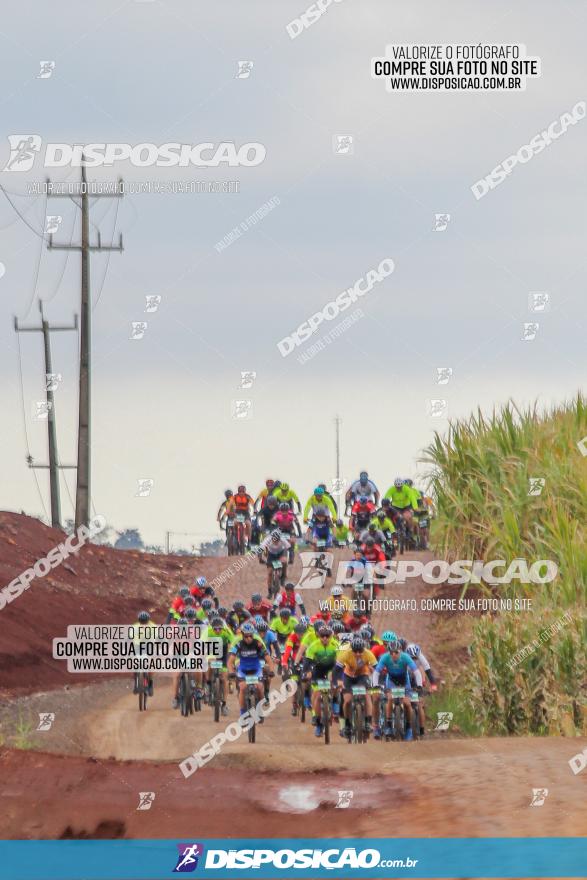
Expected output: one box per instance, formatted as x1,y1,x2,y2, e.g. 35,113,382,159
423,395,587,736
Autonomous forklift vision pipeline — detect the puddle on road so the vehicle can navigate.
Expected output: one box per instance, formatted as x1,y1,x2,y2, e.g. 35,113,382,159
278,785,321,812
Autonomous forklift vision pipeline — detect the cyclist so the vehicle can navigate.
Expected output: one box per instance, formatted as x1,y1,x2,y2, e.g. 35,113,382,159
336,636,377,739
255,618,282,662
384,478,418,535
310,505,334,549
282,620,308,715
406,642,438,736
247,593,273,621
131,610,155,697
270,606,298,650
257,494,279,539
271,482,302,513
376,637,418,740
228,622,273,721
217,489,235,527
322,584,354,614
206,616,234,716
371,508,396,537
371,628,396,737
190,576,208,602
261,530,291,593
303,485,336,522
273,581,307,617
347,607,369,632
274,502,301,563
167,585,190,623
345,471,380,512
304,624,339,737
232,485,255,547
333,518,350,546
227,600,251,632
254,479,276,512
196,597,214,623
350,495,376,538
359,521,385,545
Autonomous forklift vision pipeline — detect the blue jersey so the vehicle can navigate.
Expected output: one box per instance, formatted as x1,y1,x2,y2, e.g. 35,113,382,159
376,651,417,687
261,630,279,653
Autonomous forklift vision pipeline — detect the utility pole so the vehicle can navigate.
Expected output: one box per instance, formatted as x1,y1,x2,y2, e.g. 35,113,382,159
14,300,78,528
47,162,123,528
334,415,341,487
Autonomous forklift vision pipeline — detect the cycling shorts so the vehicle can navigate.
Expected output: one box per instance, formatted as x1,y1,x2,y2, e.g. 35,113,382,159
311,663,335,684
312,531,333,547
343,673,370,692
237,660,262,680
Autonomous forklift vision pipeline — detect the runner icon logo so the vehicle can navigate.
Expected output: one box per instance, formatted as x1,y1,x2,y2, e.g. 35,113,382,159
173,843,204,873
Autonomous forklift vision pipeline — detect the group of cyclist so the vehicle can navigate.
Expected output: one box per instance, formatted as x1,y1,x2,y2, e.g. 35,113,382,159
134,567,437,741
217,472,434,582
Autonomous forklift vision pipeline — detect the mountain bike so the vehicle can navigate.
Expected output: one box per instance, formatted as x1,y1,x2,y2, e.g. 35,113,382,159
243,674,261,743
415,510,430,550
315,679,332,745
178,672,201,717
389,685,407,740
225,518,236,555
311,537,332,581
349,684,369,744
135,671,150,711
409,689,420,740
268,559,283,599
234,513,247,555
209,660,225,723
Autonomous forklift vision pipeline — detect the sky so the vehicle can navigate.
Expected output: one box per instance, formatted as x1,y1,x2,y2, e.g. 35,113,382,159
1,0,586,546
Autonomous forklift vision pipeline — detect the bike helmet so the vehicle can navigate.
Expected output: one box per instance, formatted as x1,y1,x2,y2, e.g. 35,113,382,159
279,607,291,618
381,630,397,643
388,639,401,652
382,497,391,507
204,586,215,597
196,576,207,587
201,599,213,611
241,622,255,636
137,610,150,623
351,637,364,652
404,478,413,487
399,638,408,652
331,585,343,596
284,582,295,591
352,608,363,617
183,595,195,606
254,614,264,627
267,495,278,507
359,495,368,504
332,621,345,634
224,489,233,498
266,479,275,488
360,624,374,639
233,600,245,610
210,617,224,629
365,537,375,547
178,617,188,626
339,632,352,644
294,623,306,636
331,609,344,620
319,625,333,638
314,486,324,496
376,510,386,519
251,593,262,604
407,643,420,659
257,620,268,632
299,616,310,627
237,484,246,493
394,478,403,489
281,482,289,492
217,606,228,617
359,471,368,481
273,480,281,489
279,502,290,512
184,607,196,620
179,586,190,598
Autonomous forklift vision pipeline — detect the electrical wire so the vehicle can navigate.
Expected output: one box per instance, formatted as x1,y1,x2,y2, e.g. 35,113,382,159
15,330,49,521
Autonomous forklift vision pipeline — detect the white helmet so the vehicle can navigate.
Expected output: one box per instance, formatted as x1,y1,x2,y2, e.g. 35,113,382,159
407,643,421,659
331,585,343,596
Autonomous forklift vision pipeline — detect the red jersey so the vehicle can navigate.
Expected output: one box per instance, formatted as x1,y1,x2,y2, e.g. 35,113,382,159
247,600,273,620
282,632,301,665
171,596,185,614
234,493,253,512
370,643,387,660
361,543,385,564
190,586,205,600
347,615,369,632
352,500,376,517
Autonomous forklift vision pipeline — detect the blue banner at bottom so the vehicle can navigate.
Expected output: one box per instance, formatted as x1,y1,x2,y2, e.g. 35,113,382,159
0,838,585,879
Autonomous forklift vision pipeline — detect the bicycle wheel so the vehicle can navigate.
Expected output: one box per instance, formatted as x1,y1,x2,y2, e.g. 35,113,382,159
299,680,306,724
247,689,256,743
393,702,404,740
322,695,331,745
213,676,221,723
180,675,189,717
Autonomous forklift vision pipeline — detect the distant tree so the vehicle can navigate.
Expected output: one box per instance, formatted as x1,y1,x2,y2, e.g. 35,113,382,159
114,528,145,550
144,543,164,554
198,539,224,557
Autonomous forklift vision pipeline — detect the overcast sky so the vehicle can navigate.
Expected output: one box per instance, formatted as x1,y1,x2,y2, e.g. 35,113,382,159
1,0,586,546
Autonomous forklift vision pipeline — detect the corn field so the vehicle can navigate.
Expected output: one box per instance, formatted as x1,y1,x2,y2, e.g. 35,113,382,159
422,395,587,735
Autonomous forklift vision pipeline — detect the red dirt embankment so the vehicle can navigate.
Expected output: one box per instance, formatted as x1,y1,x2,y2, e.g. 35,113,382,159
0,512,210,696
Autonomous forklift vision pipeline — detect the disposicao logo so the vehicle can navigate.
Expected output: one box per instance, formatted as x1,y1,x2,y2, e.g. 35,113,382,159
173,843,204,872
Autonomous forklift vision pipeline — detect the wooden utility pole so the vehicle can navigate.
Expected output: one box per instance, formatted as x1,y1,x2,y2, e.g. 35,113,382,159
47,163,123,527
14,300,78,528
